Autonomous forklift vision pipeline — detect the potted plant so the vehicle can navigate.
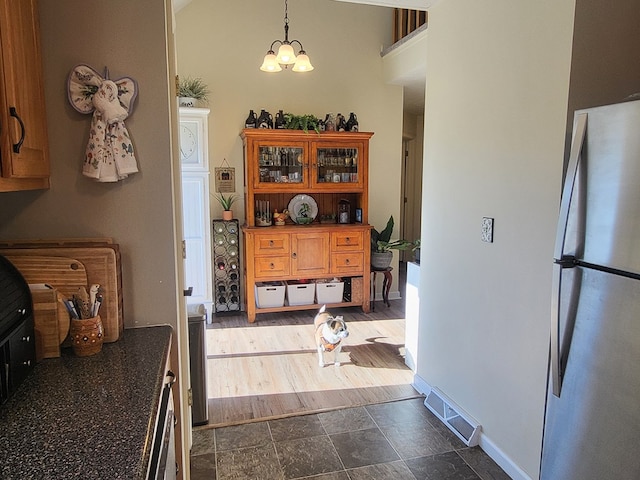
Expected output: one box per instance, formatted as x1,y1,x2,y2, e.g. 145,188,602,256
284,113,321,133
370,215,414,269
215,193,237,220
178,76,210,107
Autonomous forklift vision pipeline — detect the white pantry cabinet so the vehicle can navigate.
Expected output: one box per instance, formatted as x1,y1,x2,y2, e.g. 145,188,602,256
180,107,212,315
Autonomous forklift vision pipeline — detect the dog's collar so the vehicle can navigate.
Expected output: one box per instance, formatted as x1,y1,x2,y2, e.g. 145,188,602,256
320,335,341,352
317,324,342,352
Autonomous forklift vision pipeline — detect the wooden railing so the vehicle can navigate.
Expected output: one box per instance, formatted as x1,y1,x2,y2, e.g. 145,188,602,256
393,8,428,43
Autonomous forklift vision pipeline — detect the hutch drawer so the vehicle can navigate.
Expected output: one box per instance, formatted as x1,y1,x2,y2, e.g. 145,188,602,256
254,256,290,278
254,233,290,255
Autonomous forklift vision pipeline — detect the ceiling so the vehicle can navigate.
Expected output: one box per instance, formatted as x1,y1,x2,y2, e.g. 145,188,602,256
333,0,434,9
173,0,436,12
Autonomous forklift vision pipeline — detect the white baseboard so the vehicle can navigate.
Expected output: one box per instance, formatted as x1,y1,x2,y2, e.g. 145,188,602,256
478,434,532,480
412,374,533,480
411,374,430,395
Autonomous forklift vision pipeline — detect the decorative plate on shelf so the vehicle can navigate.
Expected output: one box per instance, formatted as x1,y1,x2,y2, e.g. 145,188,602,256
288,194,318,224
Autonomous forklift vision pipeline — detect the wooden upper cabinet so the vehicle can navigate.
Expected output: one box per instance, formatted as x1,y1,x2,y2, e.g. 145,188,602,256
309,137,368,191
0,0,50,191
242,129,369,193
241,129,373,226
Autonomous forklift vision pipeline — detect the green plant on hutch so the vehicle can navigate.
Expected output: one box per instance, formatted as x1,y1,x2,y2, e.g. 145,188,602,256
283,113,321,133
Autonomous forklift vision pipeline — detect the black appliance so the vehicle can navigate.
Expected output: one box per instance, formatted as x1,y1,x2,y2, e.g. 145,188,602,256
0,255,36,404
147,370,177,480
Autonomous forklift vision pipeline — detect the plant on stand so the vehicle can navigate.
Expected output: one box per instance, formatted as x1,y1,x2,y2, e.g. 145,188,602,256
215,193,237,221
370,215,414,269
412,239,421,263
178,76,210,107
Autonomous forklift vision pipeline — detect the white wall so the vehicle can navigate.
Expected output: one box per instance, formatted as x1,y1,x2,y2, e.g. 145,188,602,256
418,1,575,477
175,0,406,288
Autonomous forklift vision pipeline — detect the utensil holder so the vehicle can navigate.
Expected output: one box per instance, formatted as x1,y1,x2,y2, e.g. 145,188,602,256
70,315,104,356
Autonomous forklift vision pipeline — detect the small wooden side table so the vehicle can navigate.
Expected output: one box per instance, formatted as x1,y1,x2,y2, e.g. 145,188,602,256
370,267,393,311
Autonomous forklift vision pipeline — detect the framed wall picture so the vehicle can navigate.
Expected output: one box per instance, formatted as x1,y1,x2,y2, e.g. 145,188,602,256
355,207,363,223
215,167,236,193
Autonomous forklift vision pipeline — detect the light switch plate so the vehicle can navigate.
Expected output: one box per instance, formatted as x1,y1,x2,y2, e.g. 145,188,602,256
481,217,494,243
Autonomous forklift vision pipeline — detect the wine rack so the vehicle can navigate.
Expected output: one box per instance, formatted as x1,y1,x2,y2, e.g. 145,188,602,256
212,219,241,312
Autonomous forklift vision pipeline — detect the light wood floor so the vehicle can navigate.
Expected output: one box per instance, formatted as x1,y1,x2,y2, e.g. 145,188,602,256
204,292,420,428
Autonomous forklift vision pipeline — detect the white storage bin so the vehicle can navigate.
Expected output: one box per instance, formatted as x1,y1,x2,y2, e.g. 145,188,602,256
255,281,285,308
316,280,344,304
286,281,316,306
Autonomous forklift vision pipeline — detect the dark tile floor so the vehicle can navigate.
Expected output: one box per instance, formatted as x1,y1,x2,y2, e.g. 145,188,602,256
190,397,511,480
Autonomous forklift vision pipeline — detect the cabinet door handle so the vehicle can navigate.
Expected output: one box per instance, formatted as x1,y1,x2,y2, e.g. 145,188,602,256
345,258,350,265
269,262,275,269
269,240,274,247
345,237,351,243
9,107,26,154
21,336,31,343
291,252,297,259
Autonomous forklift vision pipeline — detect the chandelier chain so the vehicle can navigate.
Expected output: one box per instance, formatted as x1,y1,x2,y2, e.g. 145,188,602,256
284,0,289,27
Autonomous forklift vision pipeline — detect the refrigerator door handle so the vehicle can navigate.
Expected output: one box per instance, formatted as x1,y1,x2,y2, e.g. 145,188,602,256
550,112,587,397
553,113,588,261
550,262,563,396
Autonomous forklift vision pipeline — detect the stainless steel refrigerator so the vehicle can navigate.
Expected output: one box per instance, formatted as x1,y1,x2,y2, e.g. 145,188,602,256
541,99,640,479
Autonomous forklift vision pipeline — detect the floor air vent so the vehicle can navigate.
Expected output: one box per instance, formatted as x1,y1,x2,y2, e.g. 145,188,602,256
424,387,481,447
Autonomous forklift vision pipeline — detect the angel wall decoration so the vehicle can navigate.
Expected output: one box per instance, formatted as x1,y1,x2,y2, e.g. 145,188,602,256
67,65,139,182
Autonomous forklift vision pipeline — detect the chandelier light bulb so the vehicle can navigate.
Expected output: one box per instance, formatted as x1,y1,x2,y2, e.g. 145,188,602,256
260,51,282,72
292,52,314,72
276,43,296,65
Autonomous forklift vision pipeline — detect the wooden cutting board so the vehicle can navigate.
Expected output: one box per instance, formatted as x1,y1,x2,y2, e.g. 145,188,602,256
4,255,88,296
0,245,123,343
5,255,87,344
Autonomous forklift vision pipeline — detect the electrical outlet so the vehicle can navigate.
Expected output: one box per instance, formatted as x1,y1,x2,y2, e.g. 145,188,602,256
481,217,494,243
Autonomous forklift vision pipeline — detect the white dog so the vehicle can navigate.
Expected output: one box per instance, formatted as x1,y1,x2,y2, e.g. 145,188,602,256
313,305,349,367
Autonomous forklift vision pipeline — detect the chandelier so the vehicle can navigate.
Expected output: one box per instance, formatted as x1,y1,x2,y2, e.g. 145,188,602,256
260,0,314,73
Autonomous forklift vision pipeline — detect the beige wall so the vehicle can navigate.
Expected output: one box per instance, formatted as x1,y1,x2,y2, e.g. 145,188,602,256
0,0,180,329
175,0,405,281
401,112,423,260
419,1,575,477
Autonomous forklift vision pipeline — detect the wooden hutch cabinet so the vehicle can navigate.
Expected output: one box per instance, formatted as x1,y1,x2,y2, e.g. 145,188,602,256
241,129,373,322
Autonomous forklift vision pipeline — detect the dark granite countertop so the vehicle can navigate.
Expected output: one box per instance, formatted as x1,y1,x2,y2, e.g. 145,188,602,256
0,325,172,480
